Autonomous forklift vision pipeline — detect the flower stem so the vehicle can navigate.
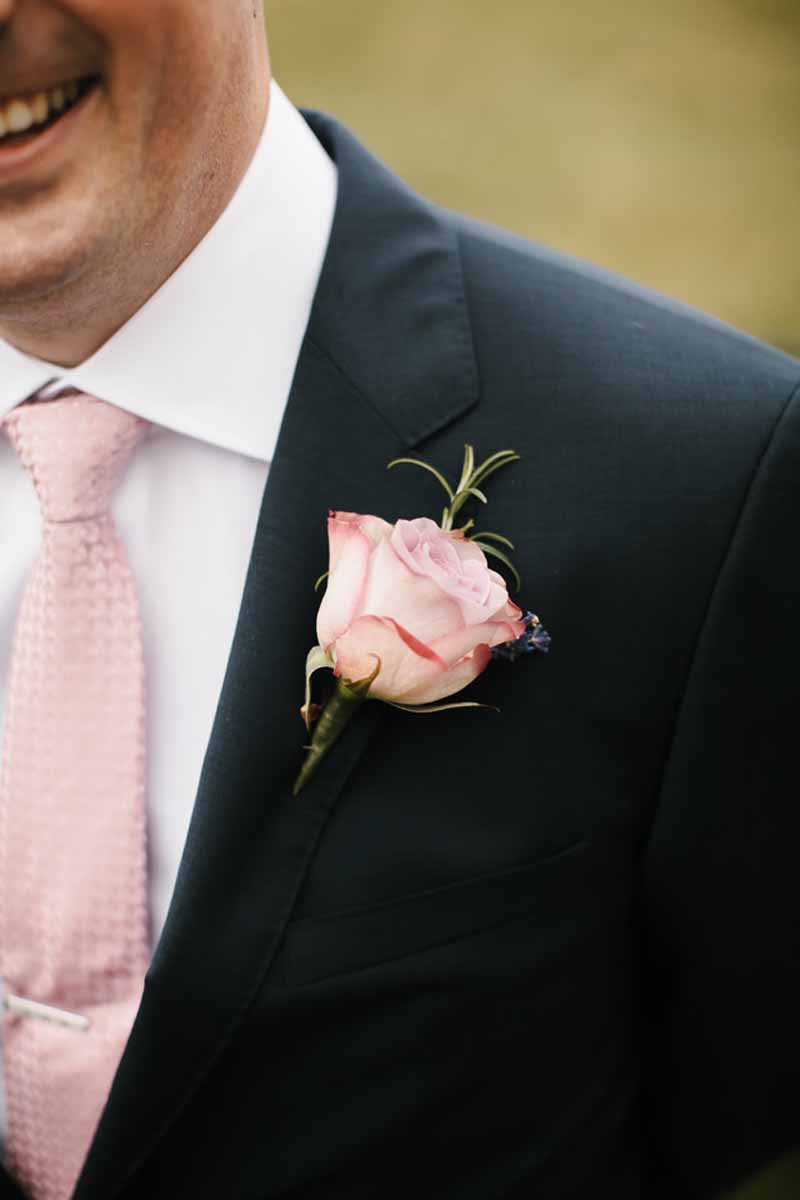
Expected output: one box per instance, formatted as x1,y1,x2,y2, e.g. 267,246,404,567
292,668,377,796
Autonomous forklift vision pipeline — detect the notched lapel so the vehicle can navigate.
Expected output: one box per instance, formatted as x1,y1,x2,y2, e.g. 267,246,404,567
73,107,478,1200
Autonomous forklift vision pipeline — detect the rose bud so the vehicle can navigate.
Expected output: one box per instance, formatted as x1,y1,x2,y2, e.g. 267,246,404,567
316,511,525,706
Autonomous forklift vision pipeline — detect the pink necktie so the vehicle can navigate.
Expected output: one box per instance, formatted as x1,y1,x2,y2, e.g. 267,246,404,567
0,391,151,1200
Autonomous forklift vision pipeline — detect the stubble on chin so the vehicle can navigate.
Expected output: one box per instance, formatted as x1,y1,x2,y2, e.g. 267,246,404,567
0,186,108,338
0,150,165,360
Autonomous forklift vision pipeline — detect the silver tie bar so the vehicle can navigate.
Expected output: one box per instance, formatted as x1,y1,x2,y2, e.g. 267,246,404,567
2,991,90,1032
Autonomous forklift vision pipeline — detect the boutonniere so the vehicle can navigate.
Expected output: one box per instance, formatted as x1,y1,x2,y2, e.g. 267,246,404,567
293,446,550,795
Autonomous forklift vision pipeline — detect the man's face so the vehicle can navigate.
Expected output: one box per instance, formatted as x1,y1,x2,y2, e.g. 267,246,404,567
0,0,268,322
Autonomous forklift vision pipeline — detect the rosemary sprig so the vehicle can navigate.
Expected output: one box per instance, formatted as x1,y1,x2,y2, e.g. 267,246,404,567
387,444,521,591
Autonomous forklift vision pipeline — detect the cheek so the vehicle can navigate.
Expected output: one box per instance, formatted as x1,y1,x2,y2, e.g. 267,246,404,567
74,0,226,163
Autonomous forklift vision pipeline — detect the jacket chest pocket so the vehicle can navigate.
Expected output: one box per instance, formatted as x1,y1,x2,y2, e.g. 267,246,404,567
274,837,590,989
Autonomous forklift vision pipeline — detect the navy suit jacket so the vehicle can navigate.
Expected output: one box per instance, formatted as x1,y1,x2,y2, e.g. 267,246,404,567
3,104,799,1200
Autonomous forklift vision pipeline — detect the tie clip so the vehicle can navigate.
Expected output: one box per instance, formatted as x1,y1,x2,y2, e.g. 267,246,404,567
3,992,90,1032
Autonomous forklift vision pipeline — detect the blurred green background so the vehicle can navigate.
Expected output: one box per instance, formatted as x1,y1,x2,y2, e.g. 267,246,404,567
266,0,799,359
266,2,799,1196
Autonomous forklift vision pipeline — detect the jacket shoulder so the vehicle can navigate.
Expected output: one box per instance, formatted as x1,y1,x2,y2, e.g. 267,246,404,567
443,207,800,415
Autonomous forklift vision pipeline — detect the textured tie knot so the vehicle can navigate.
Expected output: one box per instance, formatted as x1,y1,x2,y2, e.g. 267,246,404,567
2,391,150,524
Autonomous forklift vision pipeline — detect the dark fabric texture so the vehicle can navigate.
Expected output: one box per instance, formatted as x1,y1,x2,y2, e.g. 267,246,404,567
4,105,798,1200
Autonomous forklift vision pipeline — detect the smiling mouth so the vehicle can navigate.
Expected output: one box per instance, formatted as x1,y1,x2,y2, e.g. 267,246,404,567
0,75,101,149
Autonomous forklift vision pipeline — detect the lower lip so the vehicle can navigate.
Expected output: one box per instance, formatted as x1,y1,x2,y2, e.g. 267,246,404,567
0,82,100,184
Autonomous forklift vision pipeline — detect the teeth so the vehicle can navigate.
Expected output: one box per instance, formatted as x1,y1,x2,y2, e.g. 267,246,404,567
0,78,89,142
5,100,33,134
31,92,48,123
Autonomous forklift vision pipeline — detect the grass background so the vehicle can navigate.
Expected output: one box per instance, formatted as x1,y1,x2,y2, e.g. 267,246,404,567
266,0,799,358
264,2,799,1194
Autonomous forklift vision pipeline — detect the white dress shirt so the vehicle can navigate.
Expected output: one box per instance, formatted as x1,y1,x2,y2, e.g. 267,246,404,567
0,78,338,1149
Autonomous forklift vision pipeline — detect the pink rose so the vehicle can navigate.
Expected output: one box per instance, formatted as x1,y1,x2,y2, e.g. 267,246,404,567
315,511,525,705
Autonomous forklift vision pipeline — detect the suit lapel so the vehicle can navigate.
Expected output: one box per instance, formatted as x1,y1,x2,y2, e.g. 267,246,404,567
71,106,478,1200
0,1166,24,1198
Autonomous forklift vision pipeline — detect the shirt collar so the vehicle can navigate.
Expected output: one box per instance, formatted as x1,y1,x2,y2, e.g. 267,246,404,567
0,78,338,463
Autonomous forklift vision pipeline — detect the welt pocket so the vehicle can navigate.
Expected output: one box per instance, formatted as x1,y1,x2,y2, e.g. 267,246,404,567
278,837,588,988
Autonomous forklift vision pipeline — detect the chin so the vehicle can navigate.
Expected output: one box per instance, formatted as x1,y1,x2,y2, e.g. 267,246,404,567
0,225,97,314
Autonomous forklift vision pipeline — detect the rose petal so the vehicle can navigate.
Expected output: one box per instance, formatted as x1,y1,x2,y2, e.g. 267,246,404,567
430,617,526,667
333,616,495,706
332,615,448,701
353,512,395,548
391,518,513,627
316,516,372,649
328,511,393,558
359,535,465,647
390,517,443,574
398,643,493,705
503,597,524,622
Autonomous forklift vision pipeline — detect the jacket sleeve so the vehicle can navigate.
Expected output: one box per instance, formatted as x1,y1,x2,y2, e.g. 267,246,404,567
638,380,800,1197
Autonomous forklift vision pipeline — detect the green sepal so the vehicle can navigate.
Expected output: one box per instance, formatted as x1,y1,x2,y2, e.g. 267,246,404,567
302,645,334,732
293,657,381,796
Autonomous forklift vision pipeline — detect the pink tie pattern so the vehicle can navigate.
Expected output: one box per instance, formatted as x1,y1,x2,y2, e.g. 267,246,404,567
0,392,151,1200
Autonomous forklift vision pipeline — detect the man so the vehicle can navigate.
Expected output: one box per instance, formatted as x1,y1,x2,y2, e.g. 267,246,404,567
0,1,797,1197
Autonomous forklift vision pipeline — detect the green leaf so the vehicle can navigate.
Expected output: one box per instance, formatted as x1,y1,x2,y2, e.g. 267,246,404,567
470,530,515,550
385,700,499,714
302,645,334,732
470,451,520,490
473,541,522,592
456,443,475,494
314,570,329,593
465,486,488,504
448,486,484,523
386,456,454,501
471,448,519,475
